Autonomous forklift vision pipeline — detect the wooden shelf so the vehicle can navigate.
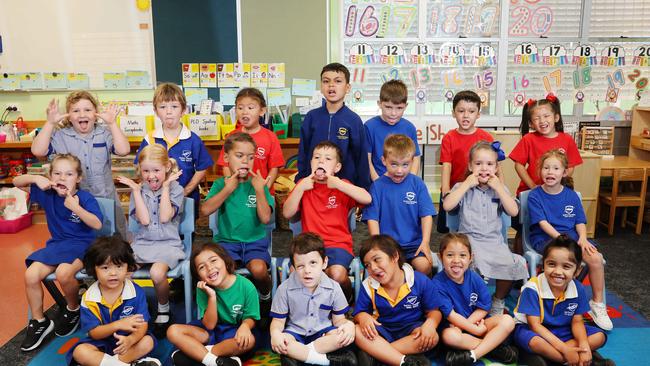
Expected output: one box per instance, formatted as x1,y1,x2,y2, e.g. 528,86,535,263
630,135,650,152
0,141,34,149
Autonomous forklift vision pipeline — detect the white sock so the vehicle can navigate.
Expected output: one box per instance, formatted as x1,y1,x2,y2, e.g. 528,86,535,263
305,342,330,365
400,355,406,365
259,291,271,301
155,302,170,323
99,354,129,366
205,345,214,353
66,304,80,312
470,350,477,362
202,352,218,366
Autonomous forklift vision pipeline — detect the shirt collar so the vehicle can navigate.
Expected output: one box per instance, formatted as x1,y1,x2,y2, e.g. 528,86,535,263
367,263,415,290
152,123,191,140
85,278,137,303
536,273,578,300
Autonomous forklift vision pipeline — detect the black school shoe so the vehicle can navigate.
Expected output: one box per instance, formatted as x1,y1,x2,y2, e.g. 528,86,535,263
280,355,301,366
20,317,54,351
592,351,616,366
327,347,358,366
55,307,80,336
171,350,201,366
445,350,473,366
152,312,172,339
517,350,548,366
356,350,376,366
486,343,519,364
402,354,431,366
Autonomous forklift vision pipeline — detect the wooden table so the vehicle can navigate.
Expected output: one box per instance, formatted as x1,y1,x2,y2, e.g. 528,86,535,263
600,156,650,177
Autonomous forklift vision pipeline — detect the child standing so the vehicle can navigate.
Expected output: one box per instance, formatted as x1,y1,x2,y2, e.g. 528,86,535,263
433,233,518,366
135,83,213,217
117,144,186,337
438,90,494,233
15,154,103,352
31,92,130,239
270,233,356,366
201,132,274,307
67,236,160,366
296,62,370,189
167,243,260,366
283,141,371,301
354,235,441,366
365,80,420,181
443,141,528,317
217,88,285,193
363,134,436,276
527,150,612,330
513,235,614,366
509,94,582,254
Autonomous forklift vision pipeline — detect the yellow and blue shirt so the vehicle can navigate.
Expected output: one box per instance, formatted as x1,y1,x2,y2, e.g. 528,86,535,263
353,264,440,334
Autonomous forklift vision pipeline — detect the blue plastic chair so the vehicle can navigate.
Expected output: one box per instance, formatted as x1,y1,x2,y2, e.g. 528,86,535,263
208,197,278,297
520,190,606,304
281,208,363,302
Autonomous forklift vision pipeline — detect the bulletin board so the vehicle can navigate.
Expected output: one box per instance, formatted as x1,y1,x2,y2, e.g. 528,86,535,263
337,0,650,143
580,126,615,155
0,0,156,90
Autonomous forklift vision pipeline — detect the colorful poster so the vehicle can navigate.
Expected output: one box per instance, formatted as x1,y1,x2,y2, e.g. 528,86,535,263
268,63,285,88
217,63,236,88
104,73,127,89
251,63,268,88
67,73,90,89
43,72,68,89
126,71,151,89
182,63,200,88
199,63,218,88
234,63,251,87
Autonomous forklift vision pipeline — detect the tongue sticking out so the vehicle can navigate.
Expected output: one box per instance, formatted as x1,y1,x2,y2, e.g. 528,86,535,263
238,168,249,177
315,168,326,179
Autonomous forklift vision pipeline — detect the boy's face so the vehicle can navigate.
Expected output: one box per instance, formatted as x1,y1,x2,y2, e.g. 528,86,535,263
68,99,97,135
236,96,265,131
224,141,255,179
310,147,341,182
155,99,184,130
95,259,128,291
381,152,413,184
293,251,327,292
378,101,407,125
321,71,350,105
452,100,480,133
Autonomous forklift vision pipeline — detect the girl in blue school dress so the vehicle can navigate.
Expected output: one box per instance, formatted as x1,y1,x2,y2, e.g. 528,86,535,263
31,91,131,239
433,233,518,366
14,154,103,352
526,149,612,331
117,143,185,338
67,236,161,366
354,235,441,366
513,235,615,366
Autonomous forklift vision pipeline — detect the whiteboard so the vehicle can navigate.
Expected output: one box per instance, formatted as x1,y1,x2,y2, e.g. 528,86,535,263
0,0,156,89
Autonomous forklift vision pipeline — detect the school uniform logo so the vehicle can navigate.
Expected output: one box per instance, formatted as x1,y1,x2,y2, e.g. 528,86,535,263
247,195,257,208
256,147,266,160
231,304,243,318
403,191,417,205
69,212,81,223
327,196,338,209
404,295,420,309
337,127,348,140
469,293,478,307
564,302,578,316
179,150,193,163
121,306,134,318
558,148,567,154
563,205,575,218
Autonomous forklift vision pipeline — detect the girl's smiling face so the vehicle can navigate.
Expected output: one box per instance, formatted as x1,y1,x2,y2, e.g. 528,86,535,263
529,104,559,137
139,159,169,191
543,247,578,294
469,148,498,185
363,248,400,285
441,240,471,284
194,249,229,288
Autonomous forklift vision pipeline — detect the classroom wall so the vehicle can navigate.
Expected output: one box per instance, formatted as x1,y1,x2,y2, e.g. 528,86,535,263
240,0,328,84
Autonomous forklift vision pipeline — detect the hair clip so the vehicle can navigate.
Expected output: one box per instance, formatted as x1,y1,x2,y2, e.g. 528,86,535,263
545,93,558,103
526,98,536,108
491,141,506,162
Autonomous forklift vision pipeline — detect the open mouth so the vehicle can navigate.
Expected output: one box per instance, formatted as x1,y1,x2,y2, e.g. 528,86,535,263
238,168,249,177
207,270,220,283
315,167,326,179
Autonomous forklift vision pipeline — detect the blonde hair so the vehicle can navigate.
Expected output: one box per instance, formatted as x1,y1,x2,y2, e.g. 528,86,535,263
49,153,83,180
537,149,574,189
62,90,99,127
136,144,179,179
153,83,187,111
383,134,415,158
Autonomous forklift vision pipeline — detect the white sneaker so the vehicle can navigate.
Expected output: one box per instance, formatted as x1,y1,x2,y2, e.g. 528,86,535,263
490,296,507,317
132,357,162,366
588,300,613,331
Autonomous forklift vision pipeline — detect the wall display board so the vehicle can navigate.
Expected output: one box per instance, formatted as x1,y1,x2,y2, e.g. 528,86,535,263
338,0,650,143
580,126,614,155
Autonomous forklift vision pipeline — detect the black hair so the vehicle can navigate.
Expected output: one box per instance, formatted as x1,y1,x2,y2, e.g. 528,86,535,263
313,140,343,164
190,242,237,279
223,131,256,154
290,232,326,261
452,90,481,110
520,96,564,135
321,62,351,84
83,236,137,279
542,234,582,267
359,234,405,268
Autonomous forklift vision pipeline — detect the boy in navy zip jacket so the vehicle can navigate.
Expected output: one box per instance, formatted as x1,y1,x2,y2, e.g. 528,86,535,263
296,63,371,190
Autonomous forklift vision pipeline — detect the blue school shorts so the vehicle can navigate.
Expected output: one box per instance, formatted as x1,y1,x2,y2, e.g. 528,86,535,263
326,247,354,268
514,323,606,353
402,245,427,261
66,332,157,365
284,325,338,344
189,320,239,345
221,237,271,267
376,321,423,343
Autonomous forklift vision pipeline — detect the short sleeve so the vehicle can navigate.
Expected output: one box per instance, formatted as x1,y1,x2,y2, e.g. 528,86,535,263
431,277,453,318
80,194,103,224
134,286,151,322
352,285,373,316
217,147,226,167
362,184,380,221
103,128,115,154
29,184,45,206
572,191,587,225
264,186,275,211
574,281,590,315
509,137,530,166
439,134,453,164
331,282,350,315
417,179,436,217
270,283,289,318
79,299,101,333
193,136,214,171
421,276,442,312
472,272,492,312
128,192,137,218
528,189,547,226
241,277,261,321
516,287,541,317
171,183,185,218
267,132,286,169
364,123,374,154
196,286,209,318
447,183,464,212
205,178,226,201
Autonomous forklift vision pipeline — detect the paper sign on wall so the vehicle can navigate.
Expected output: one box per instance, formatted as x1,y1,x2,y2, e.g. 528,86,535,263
251,63,268,87
267,88,292,106
234,63,251,87
182,63,200,88
1,73,20,90
200,64,217,88
43,73,68,89
68,73,90,89
268,63,285,88
218,64,236,88
184,88,209,110
219,88,239,106
292,79,317,96
188,115,219,138
20,72,43,89
126,71,151,89
104,73,127,89
118,115,150,139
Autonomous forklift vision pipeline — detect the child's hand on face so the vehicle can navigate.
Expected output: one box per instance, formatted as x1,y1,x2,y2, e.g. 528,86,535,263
96,103,121,126
45,99,69,127
298,173,315,192
224,173,240,193
486,173,501,190
326,174,343,189
250,169,266,191
197,281,216,298
271,332,291,354
235,324,254,349
464,173,479,188
115,314,146,332
163,169,183,188
64,192,80,211
336,321,355,347
117,176,142,192
358,313,381,340
34,176,55,191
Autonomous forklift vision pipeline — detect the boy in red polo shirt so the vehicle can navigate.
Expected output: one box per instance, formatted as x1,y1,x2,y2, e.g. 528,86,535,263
283,141,371,302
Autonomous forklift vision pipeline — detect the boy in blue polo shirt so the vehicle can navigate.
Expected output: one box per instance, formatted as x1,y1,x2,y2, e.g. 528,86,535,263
270,233,356,366
135,82,213,217
296,62,370,189
363,134,436,276
365,79,420,181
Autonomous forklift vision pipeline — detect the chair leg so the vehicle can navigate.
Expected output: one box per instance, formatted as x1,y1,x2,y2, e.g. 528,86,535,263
183,262,193,323
636,206,644,235
621,207,627,229
607,203,616,235
43,280,67,309
596,199,602,228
